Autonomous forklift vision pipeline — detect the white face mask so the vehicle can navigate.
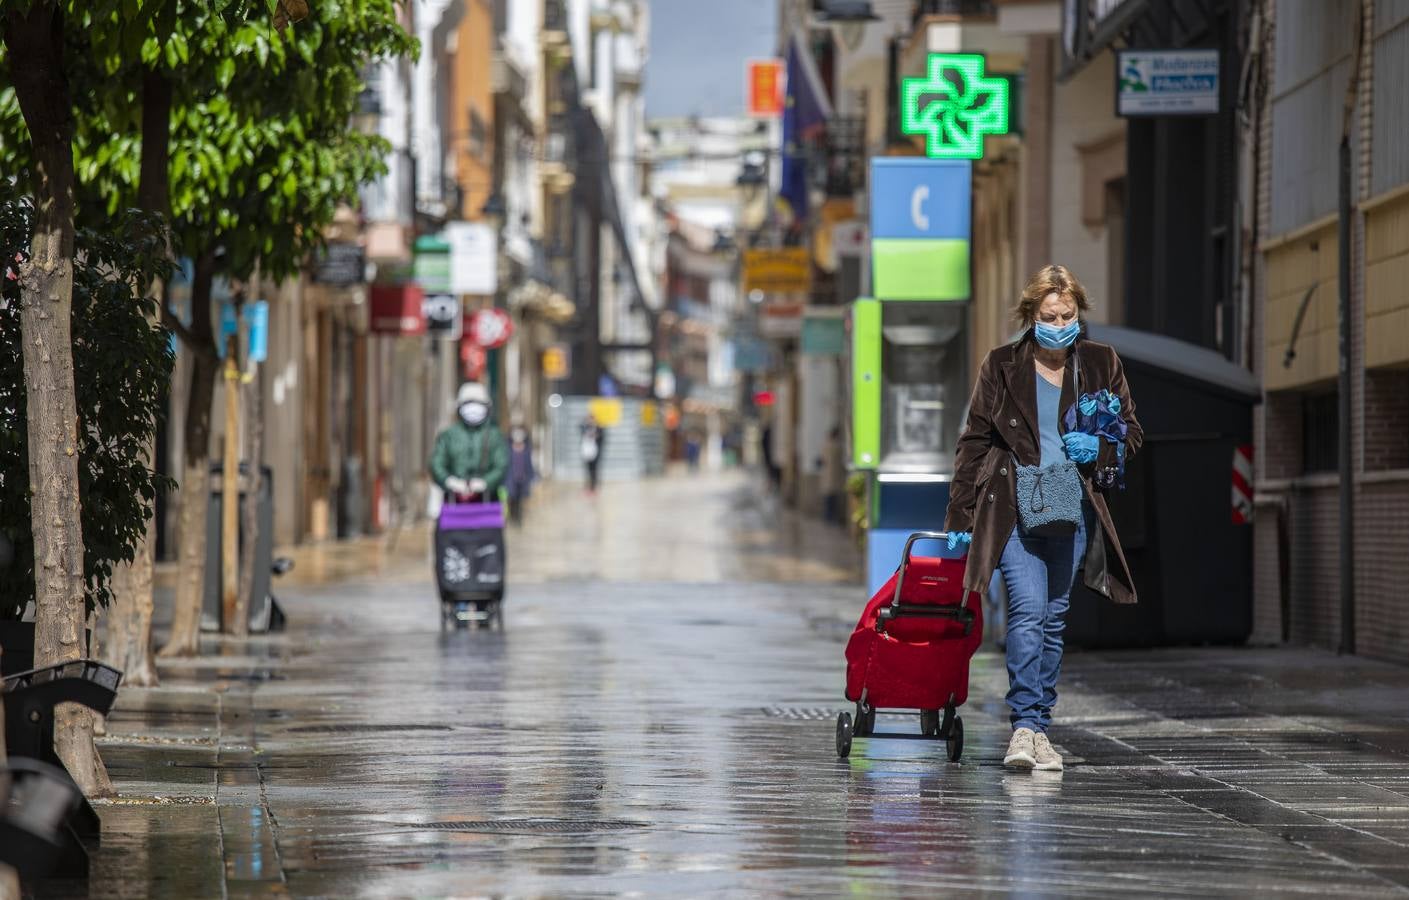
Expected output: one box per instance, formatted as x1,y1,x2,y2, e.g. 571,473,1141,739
459,402,489,426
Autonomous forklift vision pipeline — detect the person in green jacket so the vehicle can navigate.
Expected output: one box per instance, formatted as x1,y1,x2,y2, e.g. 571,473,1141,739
430,382,509,502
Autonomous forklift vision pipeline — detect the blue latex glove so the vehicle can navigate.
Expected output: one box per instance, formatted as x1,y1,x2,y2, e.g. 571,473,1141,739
1062,432,1099,464
946,531,972,551
1078,394,1099,417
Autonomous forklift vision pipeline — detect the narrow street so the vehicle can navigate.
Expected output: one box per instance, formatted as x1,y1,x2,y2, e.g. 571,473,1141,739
55,472,1409,897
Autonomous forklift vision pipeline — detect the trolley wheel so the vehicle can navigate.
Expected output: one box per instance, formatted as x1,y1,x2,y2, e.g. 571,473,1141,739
920,709,940,737
946,716,964,762
836,712,853,758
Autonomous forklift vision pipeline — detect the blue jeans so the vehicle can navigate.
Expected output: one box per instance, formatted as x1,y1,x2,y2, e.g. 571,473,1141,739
998,505,1091,733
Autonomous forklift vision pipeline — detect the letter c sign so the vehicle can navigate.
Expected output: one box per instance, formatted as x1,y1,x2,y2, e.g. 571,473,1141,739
910,184,930,232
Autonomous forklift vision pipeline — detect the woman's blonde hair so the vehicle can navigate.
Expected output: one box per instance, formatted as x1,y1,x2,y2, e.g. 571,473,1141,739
1014,264,1090,326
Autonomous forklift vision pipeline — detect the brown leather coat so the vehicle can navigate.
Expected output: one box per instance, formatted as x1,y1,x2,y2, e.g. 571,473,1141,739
943,330,1144,604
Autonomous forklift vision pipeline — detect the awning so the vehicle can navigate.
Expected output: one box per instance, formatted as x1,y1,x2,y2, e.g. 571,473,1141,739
1060,0,1151,79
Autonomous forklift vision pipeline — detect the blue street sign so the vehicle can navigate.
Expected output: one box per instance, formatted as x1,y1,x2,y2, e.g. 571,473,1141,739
245,300,269,364
869,158,972,240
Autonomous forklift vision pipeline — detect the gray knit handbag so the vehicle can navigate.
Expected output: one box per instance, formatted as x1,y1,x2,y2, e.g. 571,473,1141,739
1014,459,1083,537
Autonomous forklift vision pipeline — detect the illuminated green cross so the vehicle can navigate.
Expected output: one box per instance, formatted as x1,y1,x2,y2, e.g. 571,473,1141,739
900,53,1010,160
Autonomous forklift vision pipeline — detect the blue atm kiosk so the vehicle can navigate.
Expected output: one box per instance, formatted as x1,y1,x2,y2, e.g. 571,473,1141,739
852,158,974,595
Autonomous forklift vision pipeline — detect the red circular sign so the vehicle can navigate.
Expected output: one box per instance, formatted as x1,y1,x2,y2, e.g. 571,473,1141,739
469,308,514,349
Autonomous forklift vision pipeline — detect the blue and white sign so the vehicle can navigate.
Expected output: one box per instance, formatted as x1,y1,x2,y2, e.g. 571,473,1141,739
869,158,971,241
1116,49,1219,117
244,300,269,364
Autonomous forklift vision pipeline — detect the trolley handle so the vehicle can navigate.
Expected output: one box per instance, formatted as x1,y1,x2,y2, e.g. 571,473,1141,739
892,531,952,609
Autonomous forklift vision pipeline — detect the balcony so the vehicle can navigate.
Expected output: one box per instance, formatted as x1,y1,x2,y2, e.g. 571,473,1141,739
491,44,528,101
911,0,996,26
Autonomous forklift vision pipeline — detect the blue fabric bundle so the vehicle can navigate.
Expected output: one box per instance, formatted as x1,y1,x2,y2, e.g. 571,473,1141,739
1064,388,1128,489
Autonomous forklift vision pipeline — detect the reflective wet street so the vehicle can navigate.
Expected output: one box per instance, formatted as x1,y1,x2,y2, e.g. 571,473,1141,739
51,473,1409,897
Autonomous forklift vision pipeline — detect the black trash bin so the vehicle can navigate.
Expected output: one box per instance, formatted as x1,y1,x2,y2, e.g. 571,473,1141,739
203,464,278,633
336,456,364,538
1065,325,1260,648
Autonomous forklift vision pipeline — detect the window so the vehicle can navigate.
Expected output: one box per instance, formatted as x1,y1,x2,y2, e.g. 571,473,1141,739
1302,391,1339,474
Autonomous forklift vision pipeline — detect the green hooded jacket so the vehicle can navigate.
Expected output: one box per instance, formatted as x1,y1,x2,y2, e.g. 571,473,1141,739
430,420,510,496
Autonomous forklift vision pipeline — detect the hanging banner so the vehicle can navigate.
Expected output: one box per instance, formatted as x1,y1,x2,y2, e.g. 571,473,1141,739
746,58,785,118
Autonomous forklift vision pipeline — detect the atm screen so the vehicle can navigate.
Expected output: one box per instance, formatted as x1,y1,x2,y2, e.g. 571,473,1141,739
880,303,968,473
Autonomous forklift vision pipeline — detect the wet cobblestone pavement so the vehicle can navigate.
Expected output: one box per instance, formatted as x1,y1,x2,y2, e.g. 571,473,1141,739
41,473,1409,897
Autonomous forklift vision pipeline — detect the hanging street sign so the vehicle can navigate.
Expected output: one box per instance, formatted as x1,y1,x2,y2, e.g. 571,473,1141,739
244,300,270,363
900,53,1010,160
423,293,462,340
469,307,513,349
742,247,810,294
446,221,499,295
1116,49,1219,116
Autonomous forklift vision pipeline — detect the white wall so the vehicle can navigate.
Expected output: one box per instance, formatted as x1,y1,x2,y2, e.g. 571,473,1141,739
1047,50,1123,322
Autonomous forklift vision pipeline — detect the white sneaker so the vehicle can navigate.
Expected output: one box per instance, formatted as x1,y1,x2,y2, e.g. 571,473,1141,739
1033,732,1064,771
1004,727,1037,769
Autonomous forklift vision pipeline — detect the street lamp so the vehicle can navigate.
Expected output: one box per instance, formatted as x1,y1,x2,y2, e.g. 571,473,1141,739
480,192,507,228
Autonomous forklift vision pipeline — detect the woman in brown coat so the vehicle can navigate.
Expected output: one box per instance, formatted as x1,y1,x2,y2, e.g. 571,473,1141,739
943,265,1143,772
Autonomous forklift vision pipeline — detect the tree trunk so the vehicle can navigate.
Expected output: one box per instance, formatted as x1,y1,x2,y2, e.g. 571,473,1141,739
159,253,218,658
107,66,173,686
235,355,264,638
4,1,112,799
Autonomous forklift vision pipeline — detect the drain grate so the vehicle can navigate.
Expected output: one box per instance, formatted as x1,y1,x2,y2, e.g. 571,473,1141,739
760,706,838,721
407,818,646,835
285,724,454,734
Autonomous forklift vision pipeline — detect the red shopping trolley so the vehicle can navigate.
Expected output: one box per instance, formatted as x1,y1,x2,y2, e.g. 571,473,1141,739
837,531,984,761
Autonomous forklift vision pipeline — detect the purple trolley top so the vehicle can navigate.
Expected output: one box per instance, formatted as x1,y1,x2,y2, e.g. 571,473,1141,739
438,502,505,531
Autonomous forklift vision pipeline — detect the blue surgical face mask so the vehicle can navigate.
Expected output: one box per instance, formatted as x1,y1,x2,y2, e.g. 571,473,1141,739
1034,320,1081,349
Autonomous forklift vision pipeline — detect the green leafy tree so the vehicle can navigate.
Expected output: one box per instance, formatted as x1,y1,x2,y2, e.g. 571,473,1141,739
0,203,174,617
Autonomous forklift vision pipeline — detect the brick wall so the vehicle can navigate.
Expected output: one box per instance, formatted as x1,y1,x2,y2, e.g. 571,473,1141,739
1357,479,1409,661
1286,483,1342,650
1363,369,1409,471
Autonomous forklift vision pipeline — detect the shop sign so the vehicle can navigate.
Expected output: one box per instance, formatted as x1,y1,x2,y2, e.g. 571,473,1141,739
801,312,845,356
746,59,785,118
587,397,623,427
413,234,451,294
900,53,1010,160
742,247,810,295
469,307,513,349
369,283,426,335
542,344,571,380
312,242,366,285
1116,49,1219,116
869,157,971,302
446,221,498,295
423,293,461,340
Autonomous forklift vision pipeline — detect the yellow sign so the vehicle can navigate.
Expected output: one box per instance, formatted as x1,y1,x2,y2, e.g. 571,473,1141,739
641,402,658,426
587,397,623,427
742,247,811,295
541,344,570,380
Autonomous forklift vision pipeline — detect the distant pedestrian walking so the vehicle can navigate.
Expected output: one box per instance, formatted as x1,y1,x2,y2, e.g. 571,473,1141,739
505,424,535,526
944,265,1142,773
581,414,605,493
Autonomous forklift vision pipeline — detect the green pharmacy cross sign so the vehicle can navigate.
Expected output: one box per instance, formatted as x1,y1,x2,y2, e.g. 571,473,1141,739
901,53,1010,160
